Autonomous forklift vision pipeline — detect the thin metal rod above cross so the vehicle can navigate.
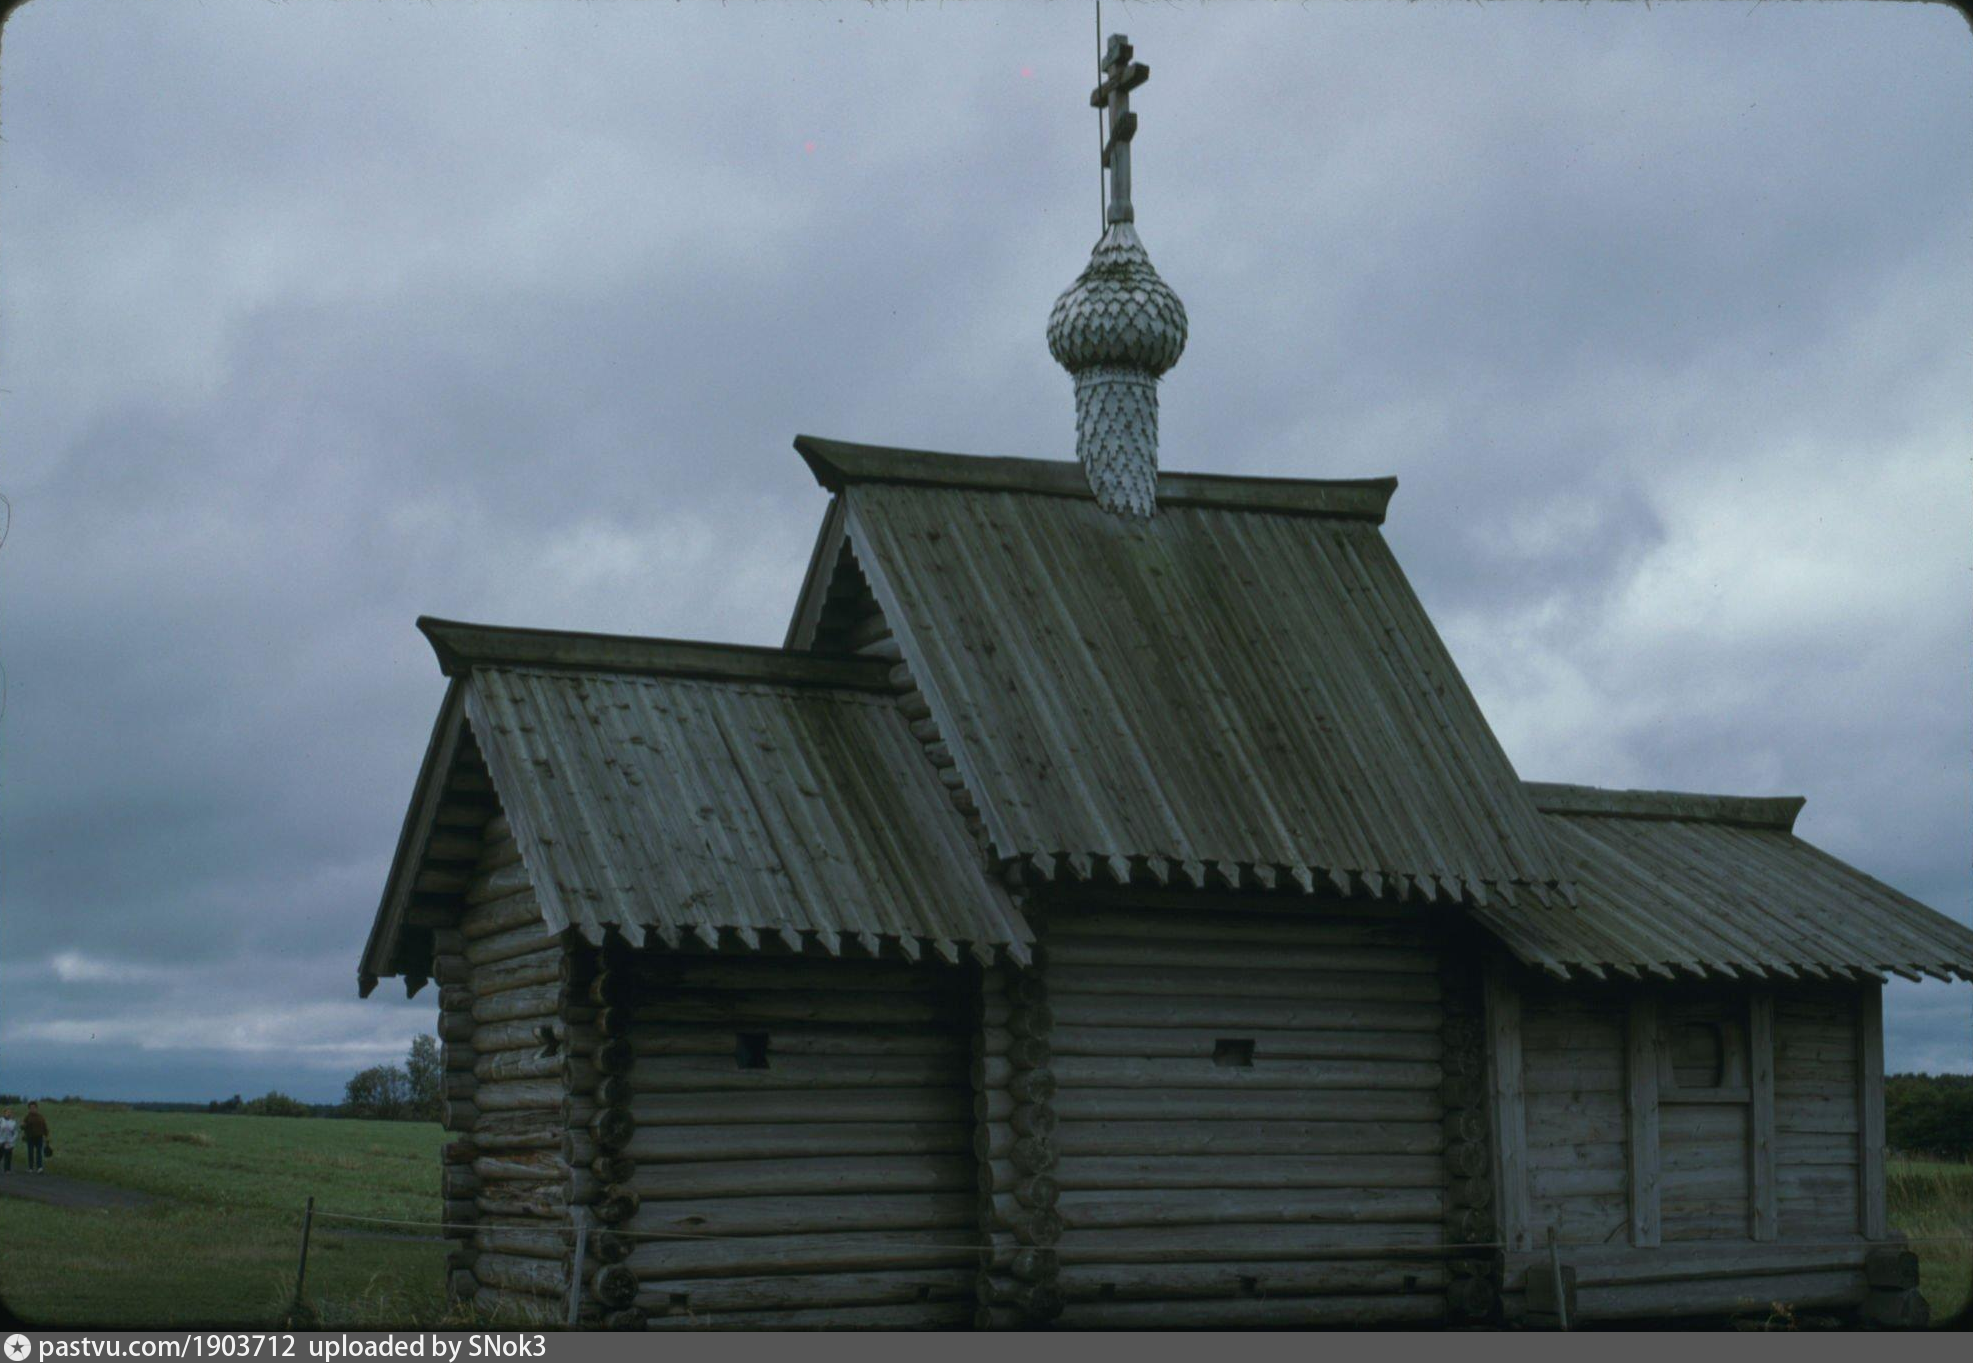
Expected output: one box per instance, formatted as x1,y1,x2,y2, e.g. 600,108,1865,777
1089,33,1149,225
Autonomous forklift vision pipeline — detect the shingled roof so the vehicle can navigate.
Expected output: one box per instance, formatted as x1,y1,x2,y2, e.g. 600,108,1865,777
1511,783,1973,984
791,436,1576,914
360,618,1032,993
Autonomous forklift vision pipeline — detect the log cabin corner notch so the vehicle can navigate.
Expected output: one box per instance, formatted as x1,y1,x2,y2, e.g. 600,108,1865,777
359,438,1973,1330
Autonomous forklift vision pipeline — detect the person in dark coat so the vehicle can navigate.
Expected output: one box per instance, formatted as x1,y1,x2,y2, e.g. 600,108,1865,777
21,1102,49,1173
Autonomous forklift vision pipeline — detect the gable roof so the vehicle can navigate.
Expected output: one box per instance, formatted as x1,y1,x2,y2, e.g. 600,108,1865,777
794,436,1574,913
1513,782,1973,983
360,618,1032,992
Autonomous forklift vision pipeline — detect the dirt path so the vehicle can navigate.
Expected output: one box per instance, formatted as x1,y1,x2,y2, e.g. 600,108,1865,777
0,1171,156,1210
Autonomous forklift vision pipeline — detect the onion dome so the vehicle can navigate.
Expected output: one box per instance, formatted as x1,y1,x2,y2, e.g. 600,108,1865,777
1047,222,1188,517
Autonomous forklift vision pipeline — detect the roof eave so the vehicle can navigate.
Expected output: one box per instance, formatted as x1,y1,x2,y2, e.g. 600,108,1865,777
796,433,1398,522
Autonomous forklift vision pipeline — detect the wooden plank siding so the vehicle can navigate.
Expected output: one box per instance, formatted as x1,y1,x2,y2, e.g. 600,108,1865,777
1500,972,1881,1323
1040,901,1451,1327
1775,988,1864,1241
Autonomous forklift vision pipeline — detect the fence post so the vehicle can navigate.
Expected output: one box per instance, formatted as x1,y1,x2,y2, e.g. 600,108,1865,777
290,1196,316,1320
567,1206,589,1327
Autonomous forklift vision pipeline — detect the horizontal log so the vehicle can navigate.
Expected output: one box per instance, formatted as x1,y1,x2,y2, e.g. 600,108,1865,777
473,1151,566,1183
569,1121,972,1167
477,1078,565,1112
1053,1154,1446,1192
1052,1087,1439,1123
627,1025,966,1059
629,1154,973,1200
466,860,531,907
1571,1269,1866,1321
475,1184,568,1220
465,922,562,969
1054,1118,1443,1158
625,958,954,995
1059,1293,1446,1329
473,983,563,1025
1046,959,1441,998
441,1099,478,1132
625,1230,979,1280
626,1192,976,1240
1047,1055,1441,1092
623,992,957,1025
638,1268,976,1317
474,1252,568,1298
644,1301,973,1330
1056,1222,1447,1266
1056,1260,1447,1301
438,1013,476,1045
1057,1187,1444,1230
474,1225,567,1259
471,948,563,996
442,1167,482,1200
472,1110,563,1152
1050,996,1440,1032
1049,1024,1441,1063
476,1049,562,1084
622,1053,958,1091
443,1198,477,1232
626,1088,967,1125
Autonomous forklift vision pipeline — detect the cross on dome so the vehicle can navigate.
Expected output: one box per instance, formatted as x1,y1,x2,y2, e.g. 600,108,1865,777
1091,34,1149,225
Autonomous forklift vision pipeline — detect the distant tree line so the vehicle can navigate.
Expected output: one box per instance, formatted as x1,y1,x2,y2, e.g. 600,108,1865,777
340,1034,442,1122
1887,1072,1973,1160
191,1036,445,1122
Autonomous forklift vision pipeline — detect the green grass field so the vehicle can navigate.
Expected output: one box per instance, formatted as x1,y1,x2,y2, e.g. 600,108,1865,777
0,1102,450,1329
1889,1157,1973,1325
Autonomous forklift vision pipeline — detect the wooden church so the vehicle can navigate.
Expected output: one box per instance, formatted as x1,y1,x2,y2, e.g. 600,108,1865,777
359,36,1973,1330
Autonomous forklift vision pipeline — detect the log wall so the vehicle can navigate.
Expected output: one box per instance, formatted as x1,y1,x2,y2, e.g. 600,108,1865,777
1036,900,1452,1328
607,949,979,1331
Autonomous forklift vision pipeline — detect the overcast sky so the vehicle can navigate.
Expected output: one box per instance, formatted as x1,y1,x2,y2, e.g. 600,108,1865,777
1,1,1968,1103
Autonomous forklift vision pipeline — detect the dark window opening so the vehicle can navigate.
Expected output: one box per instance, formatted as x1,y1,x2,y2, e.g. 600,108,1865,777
1238,1276,1260,1298
668,1293,690,1310
1098,1283,1118,1301
1214,1038,1255,1068
1670,1022,1725,1089
736,1032,770,1070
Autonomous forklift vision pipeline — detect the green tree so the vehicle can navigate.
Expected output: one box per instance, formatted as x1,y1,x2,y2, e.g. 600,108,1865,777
343,1065,413,1120
405,1034,443,1121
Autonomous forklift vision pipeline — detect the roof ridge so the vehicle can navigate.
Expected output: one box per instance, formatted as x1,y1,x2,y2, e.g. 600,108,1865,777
795,434,1398,522
418,617,891,690
1525,780,1805,833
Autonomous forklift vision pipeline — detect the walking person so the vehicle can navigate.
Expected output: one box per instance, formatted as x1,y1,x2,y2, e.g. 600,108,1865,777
21,1102,49,1174
0,1107,16,1173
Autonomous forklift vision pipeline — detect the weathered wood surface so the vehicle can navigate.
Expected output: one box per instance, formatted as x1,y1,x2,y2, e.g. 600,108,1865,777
627,1155,972,1200
1053,1154,1445,1191
624,1230,979,1280
1483,958,1530,1252
1056,1187,1444,1229
637,1268,975,1317
1049,1024,1440,1061
568,1120,971,1167
1749,990,1777,1242
473,983,563,1025
1056,1261,1449,1301
1857,986,1887,1239
1039,905,1451,1326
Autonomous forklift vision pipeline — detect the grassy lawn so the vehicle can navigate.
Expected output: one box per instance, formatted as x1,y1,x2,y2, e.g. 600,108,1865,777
1889,1158,1973,1326
0,1102,451,1329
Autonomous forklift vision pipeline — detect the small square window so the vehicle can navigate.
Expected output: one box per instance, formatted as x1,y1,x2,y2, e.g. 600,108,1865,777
1213,1038,1255,1068
735,1032,770,1069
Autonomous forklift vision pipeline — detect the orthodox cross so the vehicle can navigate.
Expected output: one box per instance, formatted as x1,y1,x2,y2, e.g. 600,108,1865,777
1090,33,1149,225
